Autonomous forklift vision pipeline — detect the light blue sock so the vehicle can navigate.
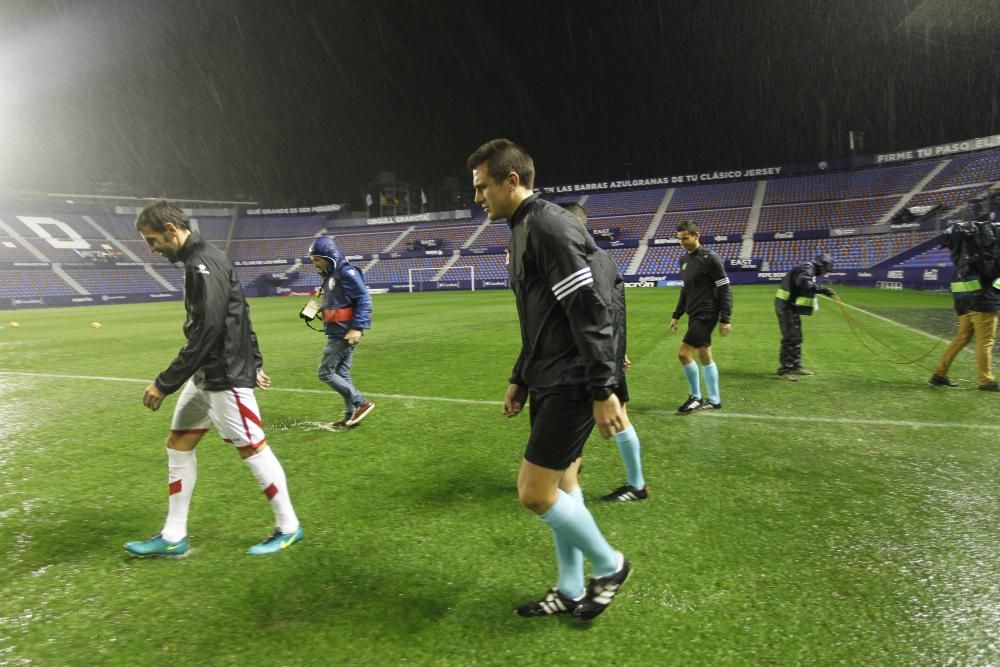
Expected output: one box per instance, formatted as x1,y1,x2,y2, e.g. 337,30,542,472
614,425,645,489
682,361,701,398
703,362,720,404
541,490,618,578
551,487,585,598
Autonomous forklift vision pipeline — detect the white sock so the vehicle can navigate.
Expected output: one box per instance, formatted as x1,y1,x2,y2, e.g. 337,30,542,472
244,446,299,534
161,448,196,542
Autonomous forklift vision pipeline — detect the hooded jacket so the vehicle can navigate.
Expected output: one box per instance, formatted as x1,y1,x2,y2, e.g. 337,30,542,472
154,231,263,395
942,221,1000,313
308,236,373,337
774,257,834,315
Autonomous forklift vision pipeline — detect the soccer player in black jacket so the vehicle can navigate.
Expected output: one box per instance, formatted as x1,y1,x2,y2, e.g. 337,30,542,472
467,139,631,621
126,200,302,557
669,220,733,412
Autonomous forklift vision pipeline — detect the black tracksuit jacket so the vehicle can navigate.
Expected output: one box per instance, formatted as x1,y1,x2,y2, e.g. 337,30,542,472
154,232,263,395
506,194,617,399
672,246,733,324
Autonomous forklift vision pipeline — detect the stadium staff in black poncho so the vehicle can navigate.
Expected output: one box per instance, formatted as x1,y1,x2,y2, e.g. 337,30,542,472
126,200,303,557
467,138,631,621
929,219,1000,391
773,253,836,381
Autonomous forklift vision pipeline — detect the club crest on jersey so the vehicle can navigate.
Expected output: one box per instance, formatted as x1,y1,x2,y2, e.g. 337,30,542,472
196,264,210,275
327,276,336,290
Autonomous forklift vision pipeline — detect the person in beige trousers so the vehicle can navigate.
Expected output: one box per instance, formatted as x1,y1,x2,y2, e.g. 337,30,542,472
929,277,1000,391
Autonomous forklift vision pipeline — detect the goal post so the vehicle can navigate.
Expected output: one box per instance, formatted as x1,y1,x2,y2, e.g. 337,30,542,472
407,265,476,292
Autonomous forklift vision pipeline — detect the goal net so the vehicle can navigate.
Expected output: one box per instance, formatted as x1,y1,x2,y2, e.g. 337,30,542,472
407,265,475,293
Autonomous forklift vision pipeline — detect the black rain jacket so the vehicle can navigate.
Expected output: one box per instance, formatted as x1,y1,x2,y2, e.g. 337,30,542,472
507,194,617,399
154,232,263,395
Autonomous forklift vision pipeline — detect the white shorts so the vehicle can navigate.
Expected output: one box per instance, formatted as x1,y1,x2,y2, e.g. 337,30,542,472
170,380,266,449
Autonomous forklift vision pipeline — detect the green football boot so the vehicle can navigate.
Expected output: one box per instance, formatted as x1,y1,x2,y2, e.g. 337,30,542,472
247,526,304,555
124,534,189,557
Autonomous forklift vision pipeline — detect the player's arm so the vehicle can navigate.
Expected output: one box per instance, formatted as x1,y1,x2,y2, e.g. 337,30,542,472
340,266,372,344
708,254,733,326
154,262,228,396
248,328,271,389
503,383,528,417
671,266,687,331
800,267,835,297
670,295,685,331
533,217,616,390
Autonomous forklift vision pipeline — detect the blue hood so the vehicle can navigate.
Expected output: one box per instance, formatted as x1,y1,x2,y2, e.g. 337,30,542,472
308,236,344,275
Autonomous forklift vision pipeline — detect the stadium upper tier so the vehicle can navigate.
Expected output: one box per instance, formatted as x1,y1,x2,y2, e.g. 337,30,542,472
1,145,997,300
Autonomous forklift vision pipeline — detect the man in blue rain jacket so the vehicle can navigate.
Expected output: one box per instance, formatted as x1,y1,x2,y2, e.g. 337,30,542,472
308,236,375,427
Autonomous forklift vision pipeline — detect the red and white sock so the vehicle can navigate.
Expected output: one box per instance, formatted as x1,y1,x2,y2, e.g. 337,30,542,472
161,448,196,542
244,446,299,534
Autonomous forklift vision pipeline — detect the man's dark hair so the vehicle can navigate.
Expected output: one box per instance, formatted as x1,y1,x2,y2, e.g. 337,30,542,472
561,202,587,227
677,220,700,235
465,138,535,189
134,199,190,233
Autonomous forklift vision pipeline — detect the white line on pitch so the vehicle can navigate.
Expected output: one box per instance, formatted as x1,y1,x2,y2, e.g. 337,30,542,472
825,295,940,340
647,409,1000,432
1,369,996,432
0,370,497,405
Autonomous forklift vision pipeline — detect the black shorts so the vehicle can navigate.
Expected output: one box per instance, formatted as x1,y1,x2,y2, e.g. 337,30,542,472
524,385,594,471
683,316,718,348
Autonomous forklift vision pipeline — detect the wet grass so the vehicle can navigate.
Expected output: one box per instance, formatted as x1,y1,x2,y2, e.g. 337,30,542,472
0,286,997,665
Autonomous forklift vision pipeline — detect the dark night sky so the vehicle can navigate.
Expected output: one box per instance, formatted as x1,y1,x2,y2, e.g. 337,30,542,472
1,0,998,207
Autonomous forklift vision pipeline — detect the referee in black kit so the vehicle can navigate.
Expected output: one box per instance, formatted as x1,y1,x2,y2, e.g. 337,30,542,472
668,220,733,413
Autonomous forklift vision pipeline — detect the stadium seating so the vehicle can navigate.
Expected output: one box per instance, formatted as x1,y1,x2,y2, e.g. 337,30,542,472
585,214,653,240
755,231,939,271
228,238,312,262
668,181,756,211
0,237,42,262
464,254,508,281
757,199,894,232
923,150,1000,190
362,256,451,284
608,247,638,271
63,267,169,294
4,145,999,303
763,161,936,205
896,247,950,268
581,188,667,216
0,268,79,298
232,215,326,240
905,185,989,210
471,223,510,248
653,209,750,237
332,229,407,256
397,223,479,249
